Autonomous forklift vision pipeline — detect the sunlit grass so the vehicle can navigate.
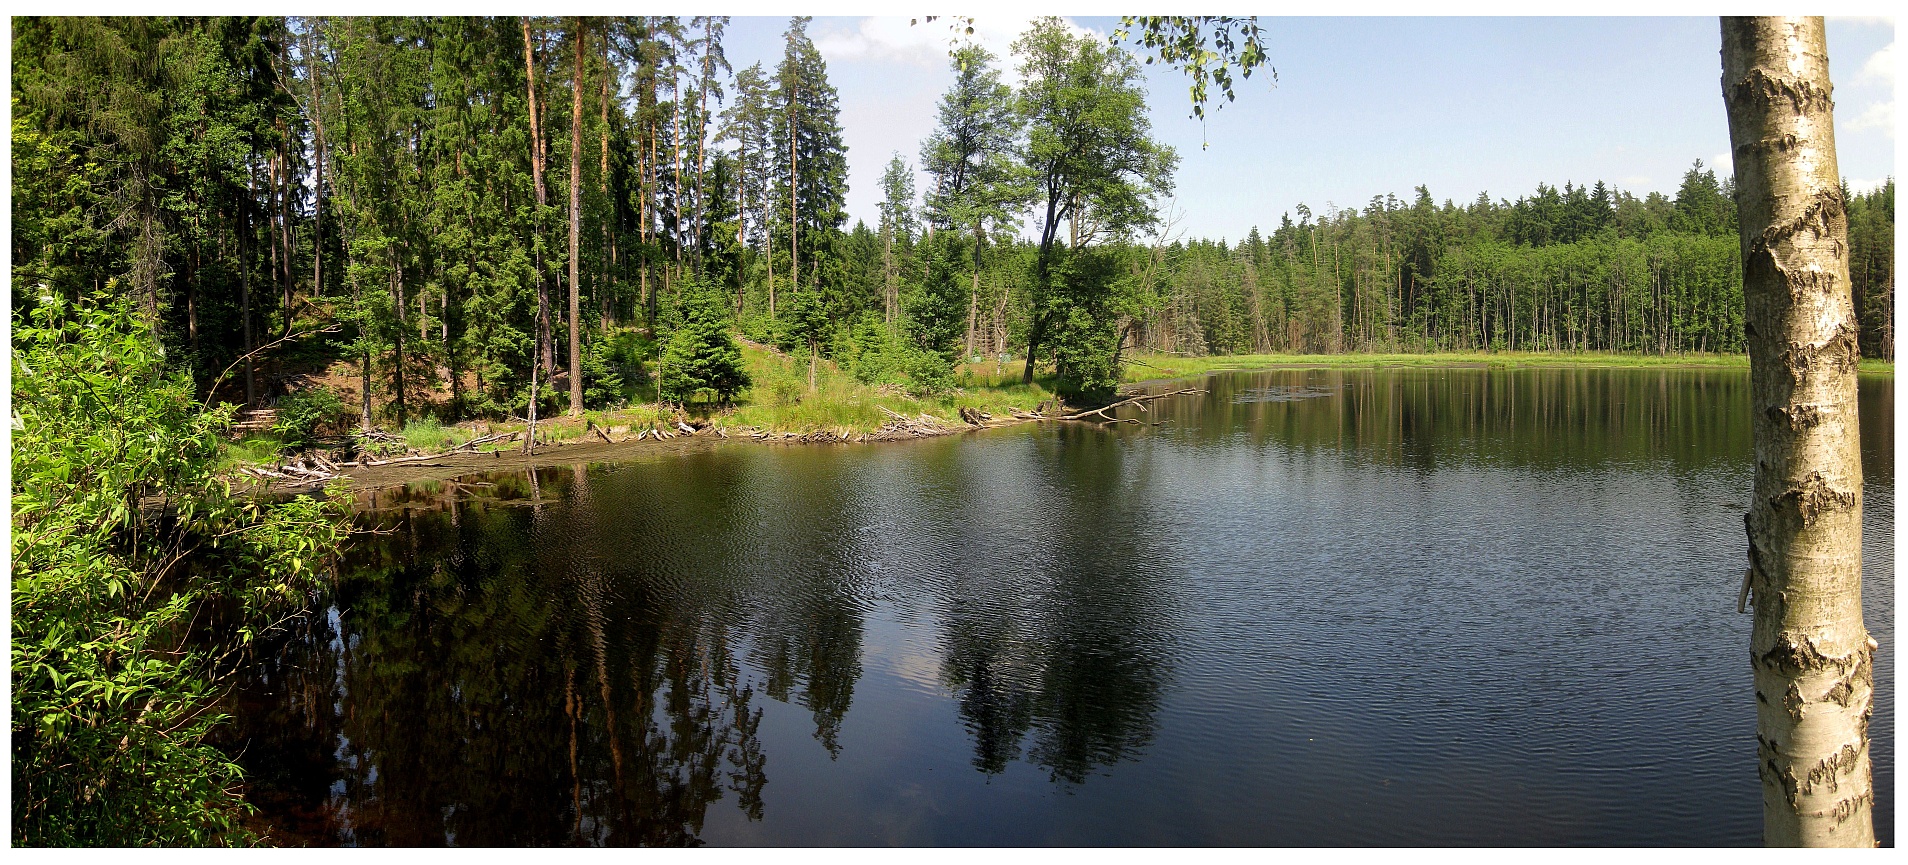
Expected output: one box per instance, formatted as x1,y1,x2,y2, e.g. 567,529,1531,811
713,344,1054,434
400,418,472,451
218,433,287,470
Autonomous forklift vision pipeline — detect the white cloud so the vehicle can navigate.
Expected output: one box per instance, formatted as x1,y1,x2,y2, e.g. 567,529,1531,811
1712,152,1734,172
813,17,947,68
814,15,1096,82
1860,40,1894,83
1844,99,1896,136
1620,175,1651,188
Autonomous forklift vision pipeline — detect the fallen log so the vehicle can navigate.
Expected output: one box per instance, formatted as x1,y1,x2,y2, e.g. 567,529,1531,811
1056,388,1205,424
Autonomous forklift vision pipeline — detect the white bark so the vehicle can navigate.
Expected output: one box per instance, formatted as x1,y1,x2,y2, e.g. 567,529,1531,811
1721,16,1874,848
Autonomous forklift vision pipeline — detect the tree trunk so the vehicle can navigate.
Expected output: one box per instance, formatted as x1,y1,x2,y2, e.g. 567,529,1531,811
646,118,660,326
307,27,326,303
568,17,585,416
789,78,799,303
600,41,612,332
882,224,894,325
965,221,982,359
1721,15,1875,848
241,174,256,408
523,19,554,383
391,258,407,427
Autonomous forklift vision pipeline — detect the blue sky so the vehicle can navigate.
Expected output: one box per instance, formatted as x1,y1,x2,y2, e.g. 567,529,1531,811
719,15,1895,242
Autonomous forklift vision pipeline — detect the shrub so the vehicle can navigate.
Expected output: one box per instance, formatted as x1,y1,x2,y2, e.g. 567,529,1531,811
271,386,347,450
11,295,348,845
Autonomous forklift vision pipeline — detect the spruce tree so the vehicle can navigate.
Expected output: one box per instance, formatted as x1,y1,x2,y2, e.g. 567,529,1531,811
659,275,749,404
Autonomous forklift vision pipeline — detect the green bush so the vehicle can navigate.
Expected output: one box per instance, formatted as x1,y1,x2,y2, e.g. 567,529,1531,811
584,330,650,408
12,295,349,845
660,276,751,404
271,386,347,450
843,315,910,385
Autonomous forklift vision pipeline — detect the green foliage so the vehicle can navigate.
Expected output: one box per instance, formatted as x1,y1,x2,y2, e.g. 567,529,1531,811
1113,16,1272,121
842,316,911,385
11,295,348,846
660,277,751,404
585,330,651,408
272,386,347,450
1046,248,1144,403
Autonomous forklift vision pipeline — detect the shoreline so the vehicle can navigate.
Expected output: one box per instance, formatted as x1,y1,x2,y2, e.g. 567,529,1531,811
257,352,1891,495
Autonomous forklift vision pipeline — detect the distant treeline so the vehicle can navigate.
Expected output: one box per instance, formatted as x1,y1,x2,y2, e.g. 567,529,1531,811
1123,167,1894,359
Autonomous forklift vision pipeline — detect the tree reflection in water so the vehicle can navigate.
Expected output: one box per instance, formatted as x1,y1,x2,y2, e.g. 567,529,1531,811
222,427,1180,844
931,422,1175,783
225,467,782,846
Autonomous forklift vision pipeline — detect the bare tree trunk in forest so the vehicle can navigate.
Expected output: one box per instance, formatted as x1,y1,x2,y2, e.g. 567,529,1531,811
391,258,407,427
353,272,370,432
600,43,613,332
647,118,660,325
674,75,683,265
266,150,280,336
523,19,554,380
522,322,540,454
739,138,751,315
307,29,326,304
1721,16,1876,848
992,285,1009,358
965,222,982,359
444,277,459,411
278,140,295,334
697,46,712,259
789,78,798,303
242,173,256,408
568,17,585,416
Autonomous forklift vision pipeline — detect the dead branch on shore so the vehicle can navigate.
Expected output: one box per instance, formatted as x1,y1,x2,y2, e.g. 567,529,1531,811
1001,389,1205,426
1056,389,1204,425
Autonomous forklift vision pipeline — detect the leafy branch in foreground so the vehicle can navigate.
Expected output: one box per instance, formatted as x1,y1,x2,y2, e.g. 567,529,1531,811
11,295,350,846
1113,16,1274,120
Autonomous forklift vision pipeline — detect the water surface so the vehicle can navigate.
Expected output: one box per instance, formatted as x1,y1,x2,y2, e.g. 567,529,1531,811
225,366,1895,846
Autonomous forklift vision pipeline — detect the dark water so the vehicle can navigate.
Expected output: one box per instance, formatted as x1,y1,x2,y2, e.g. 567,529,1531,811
224,366,1895,846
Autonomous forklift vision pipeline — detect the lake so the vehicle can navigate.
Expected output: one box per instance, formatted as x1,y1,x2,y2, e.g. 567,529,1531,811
223,365,1895,846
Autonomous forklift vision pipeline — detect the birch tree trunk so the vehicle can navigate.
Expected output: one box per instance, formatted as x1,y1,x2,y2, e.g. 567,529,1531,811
1720,15,1875,848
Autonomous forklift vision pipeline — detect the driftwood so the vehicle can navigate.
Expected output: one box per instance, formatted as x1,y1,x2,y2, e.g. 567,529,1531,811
1009,389,1206,426
1057,389,1205,425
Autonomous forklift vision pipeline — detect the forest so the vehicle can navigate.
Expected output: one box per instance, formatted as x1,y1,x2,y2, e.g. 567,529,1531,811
13,16,1894,430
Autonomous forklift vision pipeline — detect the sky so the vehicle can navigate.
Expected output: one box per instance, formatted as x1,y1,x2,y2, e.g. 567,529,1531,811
715,15,1896,243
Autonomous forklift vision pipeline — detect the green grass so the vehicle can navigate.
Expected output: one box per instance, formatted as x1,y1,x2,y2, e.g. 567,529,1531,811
713,344,1055,435
400,418,473,451
217,433,288,470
